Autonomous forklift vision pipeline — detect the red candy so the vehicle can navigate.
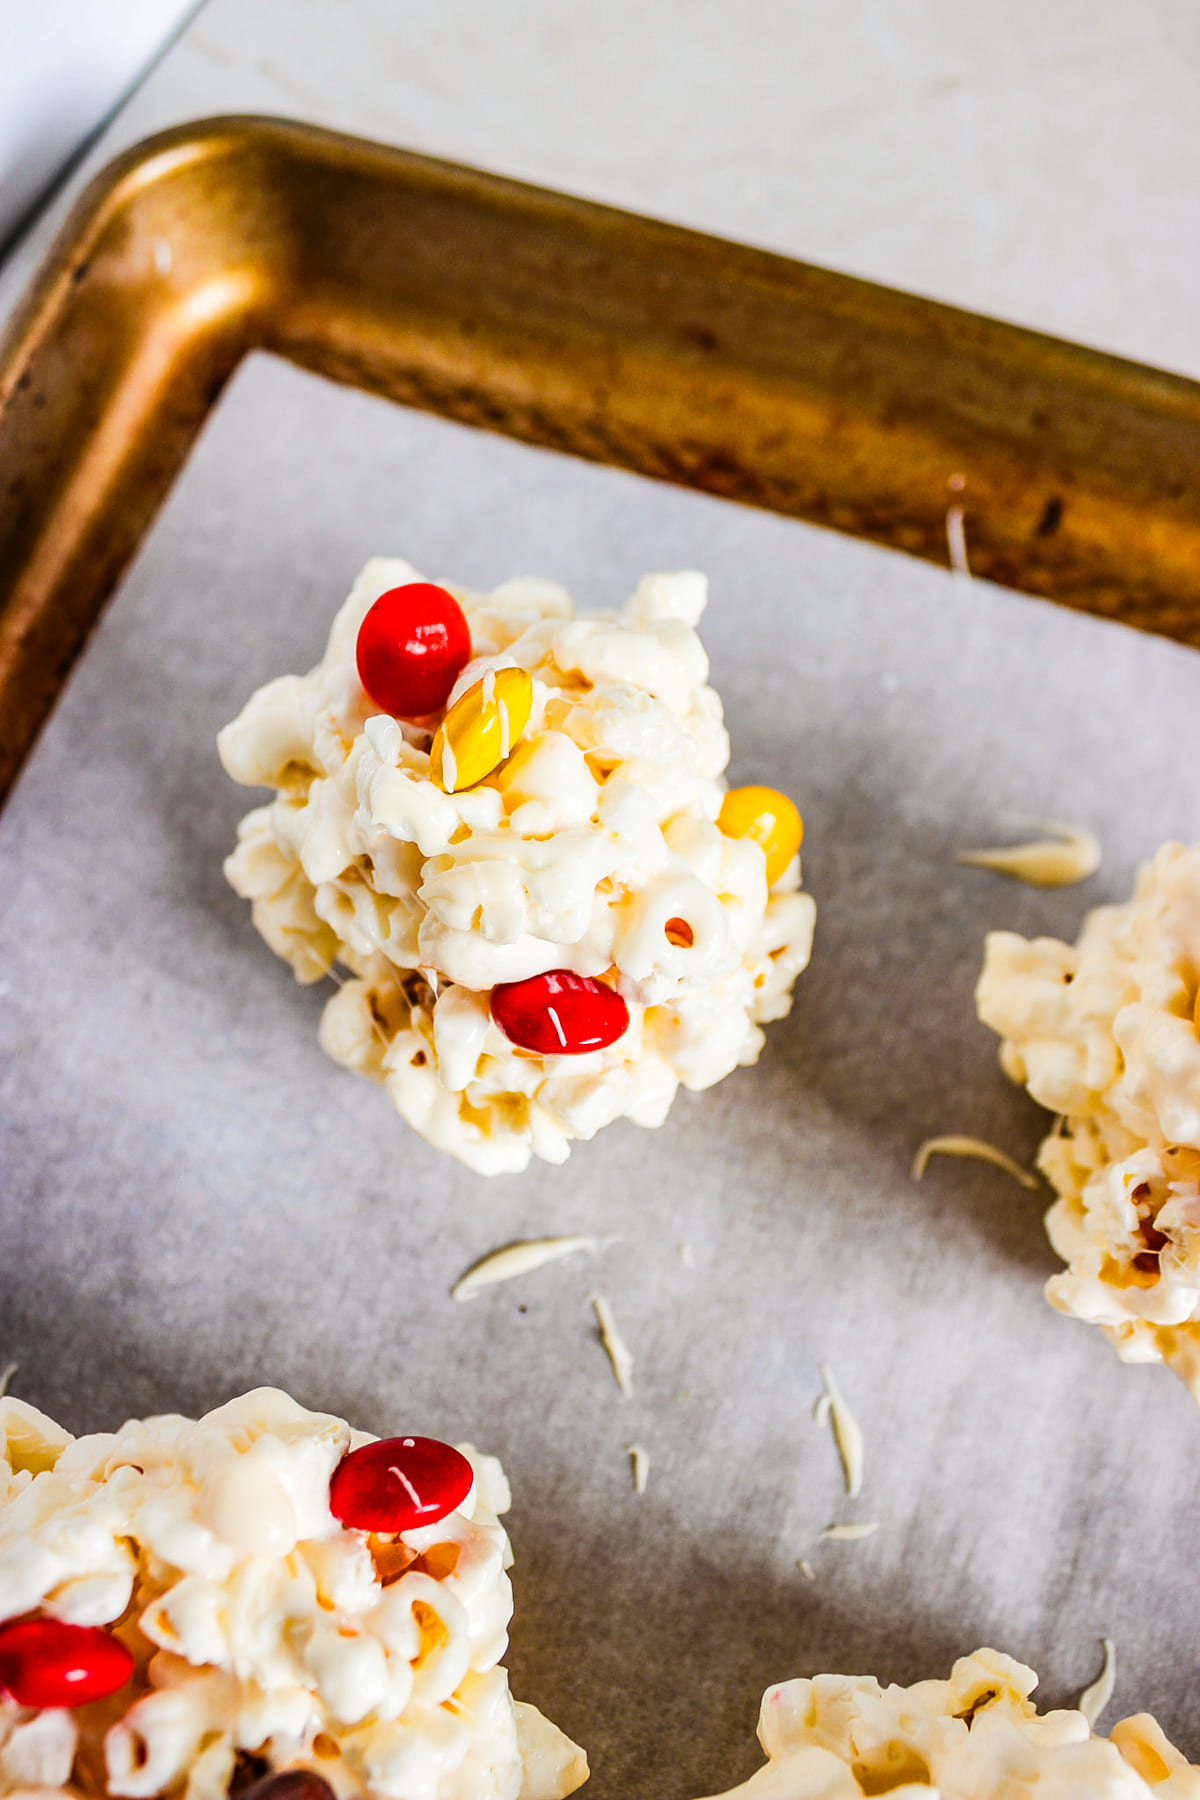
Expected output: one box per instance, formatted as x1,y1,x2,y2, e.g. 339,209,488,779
329,1436,473,1533
491,970,629,1055
0,1618,133,1709
355,583,471,718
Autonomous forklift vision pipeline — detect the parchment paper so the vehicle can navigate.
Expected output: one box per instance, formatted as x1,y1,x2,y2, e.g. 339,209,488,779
3,353,1200,1796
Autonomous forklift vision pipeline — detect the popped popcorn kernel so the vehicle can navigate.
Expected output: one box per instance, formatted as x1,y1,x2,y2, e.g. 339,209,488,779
697,1649,1198,1798
219,560,815,1174
0,1389,586,1800
976,842,1200,1400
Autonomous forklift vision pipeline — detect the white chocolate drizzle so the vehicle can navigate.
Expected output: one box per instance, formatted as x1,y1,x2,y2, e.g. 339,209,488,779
440,731,458,793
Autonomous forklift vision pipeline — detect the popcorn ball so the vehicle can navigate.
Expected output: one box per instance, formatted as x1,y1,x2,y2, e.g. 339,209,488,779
976,843,1200,1399
0,1387,587,1800
698,1648,1198,1798
218,560,815,1174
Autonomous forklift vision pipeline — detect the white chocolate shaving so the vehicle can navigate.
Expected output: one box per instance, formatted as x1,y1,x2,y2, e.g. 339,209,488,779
957,821,1101,887
797,1558,816,1581
626,1444,650,1494
592,1293,635,1397
0,1364,15,1400
452,1235,606,1300
1079,1637,1117,1727
911,1134,1040,1191
946,503,971,577
819,1520,879,1541
819,1363,864,1499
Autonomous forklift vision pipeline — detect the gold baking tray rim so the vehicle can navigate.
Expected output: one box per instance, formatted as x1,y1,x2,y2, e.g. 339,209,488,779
2,113,1200,805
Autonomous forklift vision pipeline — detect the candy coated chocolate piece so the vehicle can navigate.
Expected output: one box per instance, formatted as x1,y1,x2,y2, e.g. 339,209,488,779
329,1435,474,1533
0,1617,133,1708
356,583,472,717
491,970,630,1055
717,785,803,887
240,1771,338,1800
431,666,533,792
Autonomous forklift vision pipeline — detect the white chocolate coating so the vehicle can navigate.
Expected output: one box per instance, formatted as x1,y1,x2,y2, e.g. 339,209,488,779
218,560,815,1173
976,843,1200,1399
696,1649,1198,1798
0,1389,586,1800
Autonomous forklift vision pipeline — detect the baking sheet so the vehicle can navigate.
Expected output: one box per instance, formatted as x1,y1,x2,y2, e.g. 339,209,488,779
3,351,1200,1795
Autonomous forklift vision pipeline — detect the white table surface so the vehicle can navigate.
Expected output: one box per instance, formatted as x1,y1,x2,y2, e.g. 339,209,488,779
0,0,199,252
4,0,1200,380
3,7,1200,1795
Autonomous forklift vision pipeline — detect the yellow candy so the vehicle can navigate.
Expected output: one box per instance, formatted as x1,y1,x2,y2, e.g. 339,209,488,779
431,666,533,793
718,784,803,886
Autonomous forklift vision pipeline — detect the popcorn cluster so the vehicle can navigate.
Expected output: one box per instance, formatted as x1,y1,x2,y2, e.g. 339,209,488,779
0,1388,586,1800
218,560,815,1174
699,1649,1198,1798
976,843,1200,1399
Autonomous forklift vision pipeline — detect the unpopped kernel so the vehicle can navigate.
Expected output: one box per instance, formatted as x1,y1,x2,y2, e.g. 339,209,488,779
218,561,815,1174
976,842,1200,1401
696,1649,1199,1798
0,1388,587,1800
